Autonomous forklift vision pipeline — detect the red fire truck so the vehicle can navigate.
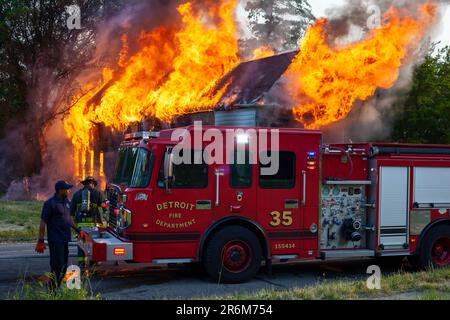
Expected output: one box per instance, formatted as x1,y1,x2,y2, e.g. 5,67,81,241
80,126,450,283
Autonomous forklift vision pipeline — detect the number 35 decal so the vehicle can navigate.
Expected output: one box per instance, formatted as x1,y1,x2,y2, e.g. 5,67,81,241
269,211,293,227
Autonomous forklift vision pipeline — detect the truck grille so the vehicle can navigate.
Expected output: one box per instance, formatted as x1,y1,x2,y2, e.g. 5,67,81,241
106,184,121,227
109,210,117,228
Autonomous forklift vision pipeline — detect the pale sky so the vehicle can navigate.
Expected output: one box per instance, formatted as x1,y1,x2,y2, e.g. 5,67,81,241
310,0,450,48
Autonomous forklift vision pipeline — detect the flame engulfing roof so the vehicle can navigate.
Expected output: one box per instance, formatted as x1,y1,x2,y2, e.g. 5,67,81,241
214,51,299,109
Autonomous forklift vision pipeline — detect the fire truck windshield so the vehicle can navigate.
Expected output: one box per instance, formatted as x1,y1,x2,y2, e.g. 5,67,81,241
113,147,154,188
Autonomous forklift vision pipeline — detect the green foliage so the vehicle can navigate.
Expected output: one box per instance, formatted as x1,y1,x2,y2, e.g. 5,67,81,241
391,46,450,144
244,0,314,54
0,1,27,136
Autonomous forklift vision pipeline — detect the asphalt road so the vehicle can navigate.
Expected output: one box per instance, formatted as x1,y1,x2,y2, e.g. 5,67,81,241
0,243,410,299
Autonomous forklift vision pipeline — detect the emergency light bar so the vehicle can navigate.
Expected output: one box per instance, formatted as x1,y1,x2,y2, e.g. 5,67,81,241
307,151,317,170
124,131,160,141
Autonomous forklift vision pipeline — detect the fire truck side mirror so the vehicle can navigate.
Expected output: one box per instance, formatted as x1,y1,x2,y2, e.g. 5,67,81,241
164,150,174,191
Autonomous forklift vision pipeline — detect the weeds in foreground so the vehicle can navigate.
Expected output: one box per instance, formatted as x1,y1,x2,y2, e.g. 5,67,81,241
9,272,101,300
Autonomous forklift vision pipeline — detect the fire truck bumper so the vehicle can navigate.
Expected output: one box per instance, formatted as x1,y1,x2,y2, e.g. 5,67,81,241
78,230,133,262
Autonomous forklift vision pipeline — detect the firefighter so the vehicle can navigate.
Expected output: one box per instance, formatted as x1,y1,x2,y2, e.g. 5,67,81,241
35,181,88,289
70,176,105,271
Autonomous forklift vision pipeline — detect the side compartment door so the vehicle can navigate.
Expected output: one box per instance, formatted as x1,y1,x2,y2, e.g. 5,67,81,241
378,166,409,250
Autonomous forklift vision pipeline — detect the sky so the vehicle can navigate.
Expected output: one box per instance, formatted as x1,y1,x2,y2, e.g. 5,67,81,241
310,0,450,47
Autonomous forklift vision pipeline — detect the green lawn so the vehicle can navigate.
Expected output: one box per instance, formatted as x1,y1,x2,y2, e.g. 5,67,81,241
0,200,43,242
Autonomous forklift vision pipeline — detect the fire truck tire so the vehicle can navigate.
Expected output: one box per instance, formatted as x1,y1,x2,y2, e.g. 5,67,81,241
418,224,450,268
204,226,262,284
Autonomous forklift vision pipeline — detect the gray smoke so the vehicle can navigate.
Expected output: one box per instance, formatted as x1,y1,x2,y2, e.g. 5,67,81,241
240,0,315,57
323,0,449,45
322,63,416,143
263,0,448,142
319,0,449,143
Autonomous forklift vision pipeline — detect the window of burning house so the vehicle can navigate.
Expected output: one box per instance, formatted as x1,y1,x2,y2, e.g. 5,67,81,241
259,151,296,189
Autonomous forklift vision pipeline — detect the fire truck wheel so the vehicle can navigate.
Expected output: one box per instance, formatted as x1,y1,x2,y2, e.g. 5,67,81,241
419,224,450,268
204,226,262,284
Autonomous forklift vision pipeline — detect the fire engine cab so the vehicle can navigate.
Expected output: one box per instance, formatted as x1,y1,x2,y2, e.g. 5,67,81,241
80,126,450,283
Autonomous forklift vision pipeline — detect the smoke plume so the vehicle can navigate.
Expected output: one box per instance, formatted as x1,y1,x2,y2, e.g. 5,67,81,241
321,0,448,143
266,0,449,143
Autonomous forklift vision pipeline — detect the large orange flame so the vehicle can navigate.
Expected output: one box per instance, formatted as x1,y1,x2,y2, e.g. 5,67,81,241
285,2,437,129
147,1,240,121
64,0,239,179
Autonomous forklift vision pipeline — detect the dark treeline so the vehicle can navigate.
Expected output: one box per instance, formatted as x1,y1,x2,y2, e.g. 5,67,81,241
0,0,124,193
390,46,450,144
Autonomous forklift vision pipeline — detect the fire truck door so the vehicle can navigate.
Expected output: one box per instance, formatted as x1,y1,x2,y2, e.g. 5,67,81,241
152,150,214,235
212,150,257,222
378,166,409,250
257,151,303,251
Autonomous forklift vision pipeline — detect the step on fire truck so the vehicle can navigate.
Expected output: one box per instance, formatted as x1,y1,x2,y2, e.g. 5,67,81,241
80,126,450,283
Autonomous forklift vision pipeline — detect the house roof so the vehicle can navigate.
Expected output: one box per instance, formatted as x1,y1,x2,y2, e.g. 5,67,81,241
214,50,299,109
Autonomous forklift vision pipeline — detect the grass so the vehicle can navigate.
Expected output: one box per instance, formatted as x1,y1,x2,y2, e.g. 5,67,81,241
9,273,101,300
419,290,450,300
0,200,43,242
205,267,450,300
8,267,450,301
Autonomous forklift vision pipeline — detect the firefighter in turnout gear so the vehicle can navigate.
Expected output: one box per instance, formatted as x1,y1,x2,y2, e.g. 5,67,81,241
70,176,105,271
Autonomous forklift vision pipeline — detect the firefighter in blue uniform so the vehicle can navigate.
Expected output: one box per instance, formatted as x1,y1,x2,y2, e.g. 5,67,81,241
35,181,88,289
70,176,105,271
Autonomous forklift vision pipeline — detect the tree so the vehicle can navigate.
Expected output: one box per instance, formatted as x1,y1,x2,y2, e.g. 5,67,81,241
244,0,314,54
0,0,124,192
391,46,450,144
